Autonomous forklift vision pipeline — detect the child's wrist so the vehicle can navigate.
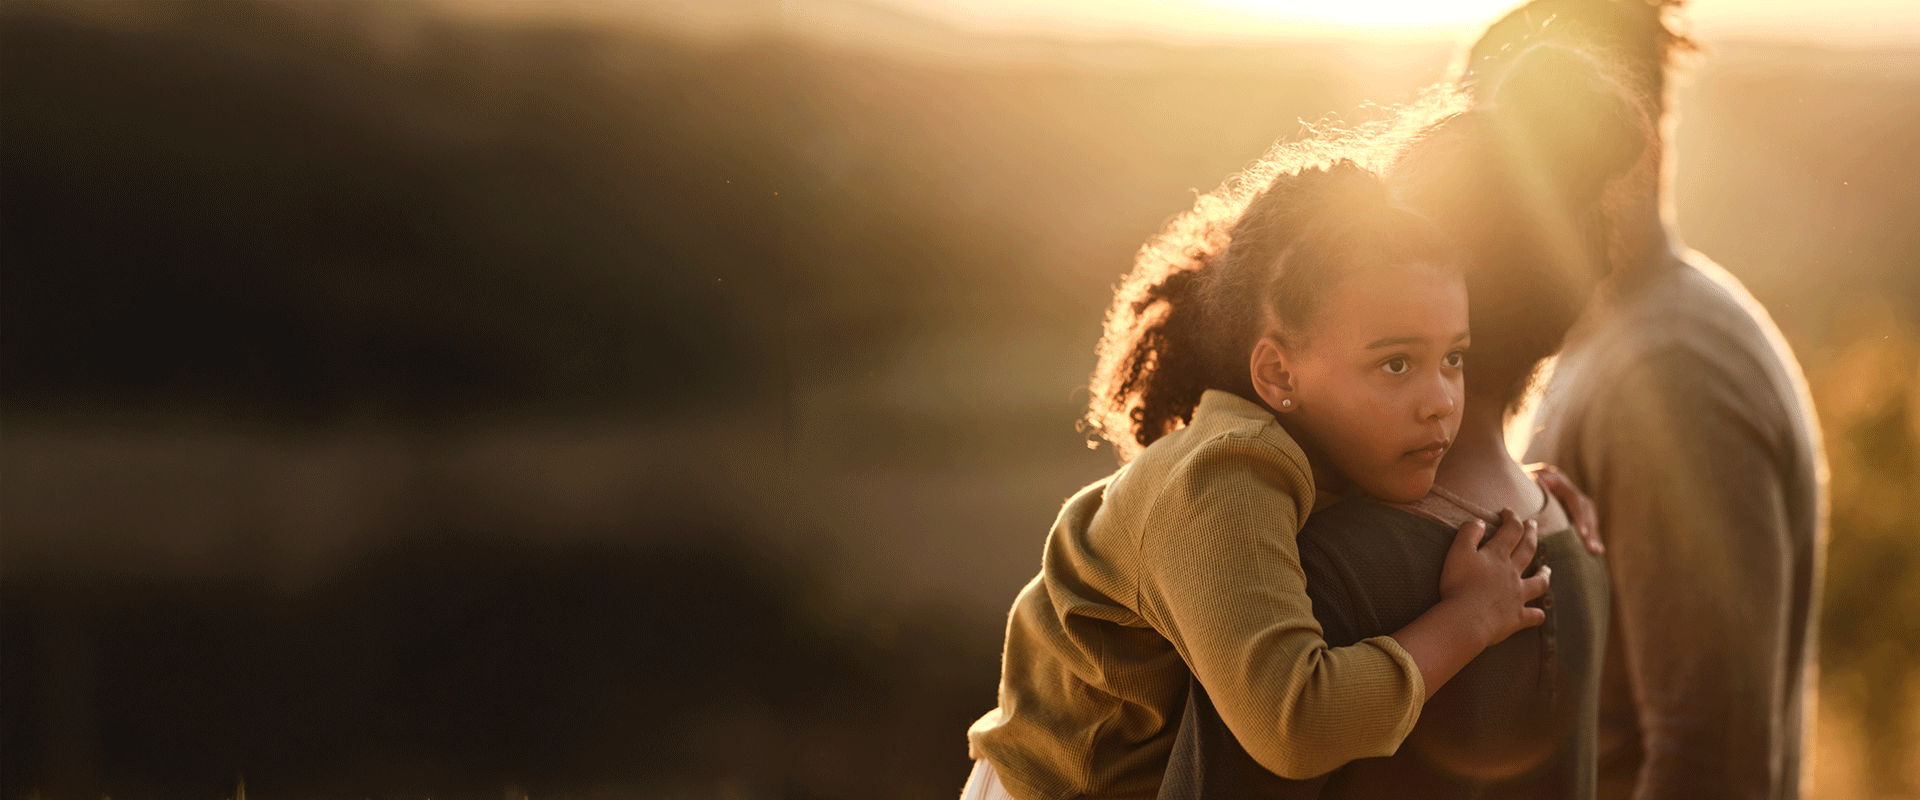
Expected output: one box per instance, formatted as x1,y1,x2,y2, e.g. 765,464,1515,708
1433,596,1498,651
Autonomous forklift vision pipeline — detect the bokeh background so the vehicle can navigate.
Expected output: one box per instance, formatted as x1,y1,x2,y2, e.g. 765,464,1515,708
2,1,1916,798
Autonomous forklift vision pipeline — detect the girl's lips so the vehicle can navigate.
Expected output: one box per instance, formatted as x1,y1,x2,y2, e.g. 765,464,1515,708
1407,440,1450,461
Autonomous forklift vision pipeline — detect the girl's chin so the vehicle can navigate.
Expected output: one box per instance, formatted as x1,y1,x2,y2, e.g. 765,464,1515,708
1367,475,1436,504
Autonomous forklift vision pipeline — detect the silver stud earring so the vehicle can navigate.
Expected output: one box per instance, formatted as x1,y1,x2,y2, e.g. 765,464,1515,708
1280,398,1293,409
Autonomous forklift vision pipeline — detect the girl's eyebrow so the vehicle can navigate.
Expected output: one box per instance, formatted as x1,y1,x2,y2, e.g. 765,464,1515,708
1364,330,1472,349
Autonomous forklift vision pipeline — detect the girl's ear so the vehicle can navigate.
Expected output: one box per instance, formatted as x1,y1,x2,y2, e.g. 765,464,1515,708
1250,335,1298,413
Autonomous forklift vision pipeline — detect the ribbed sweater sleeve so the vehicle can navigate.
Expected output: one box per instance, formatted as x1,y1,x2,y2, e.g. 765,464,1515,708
1132,427,1425,780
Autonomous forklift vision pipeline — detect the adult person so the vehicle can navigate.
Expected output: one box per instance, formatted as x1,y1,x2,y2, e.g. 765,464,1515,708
1154,40,1643,800
1467,3,1829,799
961,161,1559,800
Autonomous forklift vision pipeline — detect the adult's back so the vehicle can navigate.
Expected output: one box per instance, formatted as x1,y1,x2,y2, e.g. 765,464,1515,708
1524,251,1825,800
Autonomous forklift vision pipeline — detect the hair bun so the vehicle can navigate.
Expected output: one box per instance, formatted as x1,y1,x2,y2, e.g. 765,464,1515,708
1491,42,1647,202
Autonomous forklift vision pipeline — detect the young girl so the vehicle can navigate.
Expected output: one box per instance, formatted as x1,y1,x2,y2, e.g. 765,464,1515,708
1152,41,1645,800
963,161,1555,800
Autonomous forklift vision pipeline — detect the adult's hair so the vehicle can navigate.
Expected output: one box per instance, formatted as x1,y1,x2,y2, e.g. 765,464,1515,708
1461,0,1697,114
1397,42,1650,411
1086,161,1457,460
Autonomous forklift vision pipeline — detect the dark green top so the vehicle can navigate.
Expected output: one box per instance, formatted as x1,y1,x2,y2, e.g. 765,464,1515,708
1158,494,1610,800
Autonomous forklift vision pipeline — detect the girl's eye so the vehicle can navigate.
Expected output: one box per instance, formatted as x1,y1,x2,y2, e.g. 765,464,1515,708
1382,357,1410,375
1444,350,1466,369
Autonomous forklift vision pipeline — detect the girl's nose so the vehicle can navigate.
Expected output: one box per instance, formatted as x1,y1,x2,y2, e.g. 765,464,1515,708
1419,371,1459,420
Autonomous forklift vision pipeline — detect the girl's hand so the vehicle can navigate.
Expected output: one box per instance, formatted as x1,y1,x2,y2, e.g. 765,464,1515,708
1438,508,1550,648
1528,462,1604,555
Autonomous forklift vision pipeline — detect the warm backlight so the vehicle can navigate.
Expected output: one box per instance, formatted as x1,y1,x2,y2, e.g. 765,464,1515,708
1201,0,1522,30
867,0,1920,46
867,0,1529,43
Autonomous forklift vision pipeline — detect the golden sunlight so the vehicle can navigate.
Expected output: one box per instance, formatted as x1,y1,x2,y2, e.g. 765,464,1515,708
865,0,1920,46
867,0,1522,42
1201,0,1521,30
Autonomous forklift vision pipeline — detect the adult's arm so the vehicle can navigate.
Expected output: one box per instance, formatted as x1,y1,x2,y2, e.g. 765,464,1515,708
1580,347,1795,800
1132,432,1424,781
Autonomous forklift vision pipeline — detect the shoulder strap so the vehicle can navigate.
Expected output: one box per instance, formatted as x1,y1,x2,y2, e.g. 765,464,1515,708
1375,485,1491,529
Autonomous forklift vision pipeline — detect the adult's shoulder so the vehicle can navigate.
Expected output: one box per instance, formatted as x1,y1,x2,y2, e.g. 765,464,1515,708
1295,498,1458,643
1297,498,1454,570
1300,497,1444,538
1604,252,1800,375
1557,253,1807,425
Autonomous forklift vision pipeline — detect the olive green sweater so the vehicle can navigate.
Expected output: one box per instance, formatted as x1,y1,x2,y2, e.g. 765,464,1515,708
967,390,1425,800
1157,490,1609,800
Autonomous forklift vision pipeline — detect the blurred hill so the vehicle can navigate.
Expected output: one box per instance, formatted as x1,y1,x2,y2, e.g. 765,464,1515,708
3,1,1917,797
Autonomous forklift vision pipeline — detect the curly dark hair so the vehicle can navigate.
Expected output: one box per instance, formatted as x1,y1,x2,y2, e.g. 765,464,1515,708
1085,159,1459,460
1085,39,1649,457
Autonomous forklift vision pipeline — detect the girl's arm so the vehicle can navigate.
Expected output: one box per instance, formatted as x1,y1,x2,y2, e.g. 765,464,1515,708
1134,437,1421,780
1135,435,1555,779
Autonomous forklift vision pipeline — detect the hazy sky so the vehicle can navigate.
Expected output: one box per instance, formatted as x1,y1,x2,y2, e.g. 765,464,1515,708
865,0,1920,45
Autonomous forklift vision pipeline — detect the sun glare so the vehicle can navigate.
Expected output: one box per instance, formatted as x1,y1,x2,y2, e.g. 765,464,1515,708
867,0,1535,45
1203,0,1522,30
866,0,1920,46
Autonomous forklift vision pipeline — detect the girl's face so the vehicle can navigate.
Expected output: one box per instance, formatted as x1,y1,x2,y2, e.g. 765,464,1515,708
1280,261,1469,504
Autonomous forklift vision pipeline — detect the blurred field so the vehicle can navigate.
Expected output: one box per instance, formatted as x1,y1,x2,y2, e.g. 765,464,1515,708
2,1,1916,798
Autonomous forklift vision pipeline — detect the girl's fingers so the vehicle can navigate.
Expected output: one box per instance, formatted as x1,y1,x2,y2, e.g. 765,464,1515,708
1520,606,1547,627
1452,518,1489,555
1521,566,1551,601
1488,508,1524,551
1512,519,1541,567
